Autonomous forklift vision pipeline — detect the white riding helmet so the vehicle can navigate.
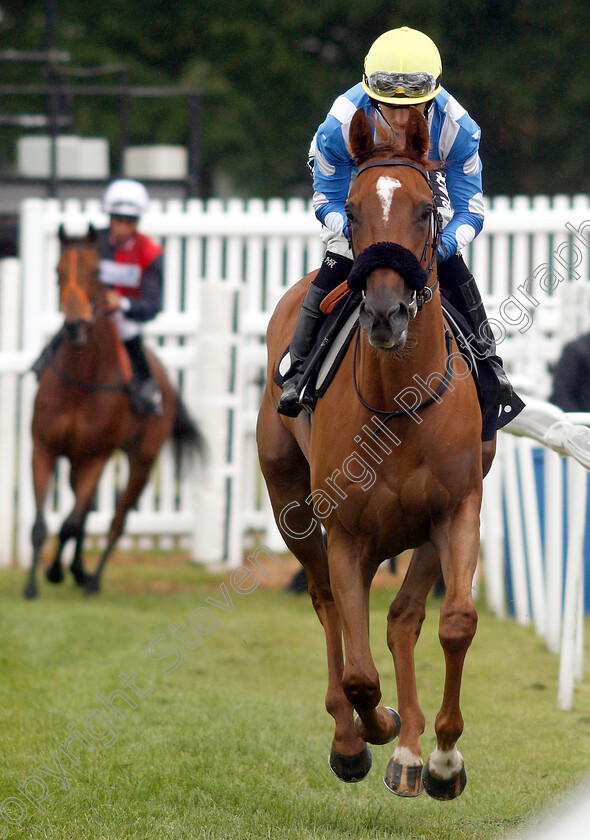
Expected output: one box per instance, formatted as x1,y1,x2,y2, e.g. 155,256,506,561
102,179,149,218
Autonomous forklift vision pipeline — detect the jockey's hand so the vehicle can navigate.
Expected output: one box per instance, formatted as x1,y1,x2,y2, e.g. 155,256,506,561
105,289,122,310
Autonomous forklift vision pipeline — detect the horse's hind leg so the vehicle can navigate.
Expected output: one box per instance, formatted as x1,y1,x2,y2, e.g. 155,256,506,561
422,493,480,801
85,451,153,594
257,397,370,782
384,541,443,796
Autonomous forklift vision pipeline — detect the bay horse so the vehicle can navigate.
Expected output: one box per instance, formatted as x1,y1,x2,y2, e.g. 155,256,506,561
256,107,496,799
24,225,206,599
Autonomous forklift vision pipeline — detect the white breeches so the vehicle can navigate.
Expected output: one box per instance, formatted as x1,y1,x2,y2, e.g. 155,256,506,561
320,226,353,260
112,311,141,341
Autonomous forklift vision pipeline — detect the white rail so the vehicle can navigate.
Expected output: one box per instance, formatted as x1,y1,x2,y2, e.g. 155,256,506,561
484,398,590,710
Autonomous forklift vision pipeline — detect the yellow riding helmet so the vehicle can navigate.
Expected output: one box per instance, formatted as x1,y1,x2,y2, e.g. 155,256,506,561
362,26,442,105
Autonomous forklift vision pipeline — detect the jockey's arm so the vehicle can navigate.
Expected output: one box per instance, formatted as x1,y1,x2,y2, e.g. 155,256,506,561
437,133,485,261
310,125,355,242
122,255,163,323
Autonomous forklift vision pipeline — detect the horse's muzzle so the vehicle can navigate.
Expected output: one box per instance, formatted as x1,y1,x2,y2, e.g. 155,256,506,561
65,320,89,347
359,296,410,351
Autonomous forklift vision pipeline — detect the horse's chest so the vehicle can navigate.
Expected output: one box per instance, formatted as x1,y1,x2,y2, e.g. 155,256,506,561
51,405,121,456
328,464,452,544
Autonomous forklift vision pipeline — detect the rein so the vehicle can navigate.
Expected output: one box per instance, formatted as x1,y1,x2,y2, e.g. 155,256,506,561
352,326,454,432
350,157,452,427
48,353,129,393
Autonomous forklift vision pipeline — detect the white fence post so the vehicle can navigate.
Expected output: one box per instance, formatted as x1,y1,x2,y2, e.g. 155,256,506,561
558,460,588,710
482,449,506,618
18,199,53,568
545,448,564,654
486,399,590,709
0,259,20,567
191,282,242,566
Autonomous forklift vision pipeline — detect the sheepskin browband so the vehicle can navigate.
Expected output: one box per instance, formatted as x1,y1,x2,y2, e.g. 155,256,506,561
347,241,428,293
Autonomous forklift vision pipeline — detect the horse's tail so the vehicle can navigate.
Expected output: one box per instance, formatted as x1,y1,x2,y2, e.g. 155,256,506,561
172,396,208,474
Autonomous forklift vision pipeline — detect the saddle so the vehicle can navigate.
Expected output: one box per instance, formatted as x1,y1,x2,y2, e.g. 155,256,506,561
275,287,524,441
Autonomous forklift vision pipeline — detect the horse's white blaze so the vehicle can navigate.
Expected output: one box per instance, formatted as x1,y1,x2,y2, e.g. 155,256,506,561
428,746,464,779
393,745,423,766
376,176,401,223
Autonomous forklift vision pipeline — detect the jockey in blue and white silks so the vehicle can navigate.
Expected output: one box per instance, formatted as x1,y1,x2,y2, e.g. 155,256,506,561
310,83,484,264
276,25,515,421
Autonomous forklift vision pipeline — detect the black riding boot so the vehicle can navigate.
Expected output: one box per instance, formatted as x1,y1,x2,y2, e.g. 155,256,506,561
277,251,353,417
276,283,328,417
31,326,65,379
439,257,513,404
124,335,163,416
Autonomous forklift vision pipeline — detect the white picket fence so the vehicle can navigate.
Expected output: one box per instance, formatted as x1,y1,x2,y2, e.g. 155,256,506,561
483,400,590,710
1,193,590,626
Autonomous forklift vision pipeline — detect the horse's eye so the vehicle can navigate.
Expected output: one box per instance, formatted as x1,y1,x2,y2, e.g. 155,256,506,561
419,206,433,223
345,204,357,225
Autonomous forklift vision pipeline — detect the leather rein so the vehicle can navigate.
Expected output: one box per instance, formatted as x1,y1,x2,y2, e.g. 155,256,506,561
350,157,454,428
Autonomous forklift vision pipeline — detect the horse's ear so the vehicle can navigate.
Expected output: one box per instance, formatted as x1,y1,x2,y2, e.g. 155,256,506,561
349,108,375,163
87,223,97,242
404,106,430,160
58,224,67,244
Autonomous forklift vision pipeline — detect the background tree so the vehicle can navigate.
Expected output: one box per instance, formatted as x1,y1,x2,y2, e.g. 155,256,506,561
0,0,588,198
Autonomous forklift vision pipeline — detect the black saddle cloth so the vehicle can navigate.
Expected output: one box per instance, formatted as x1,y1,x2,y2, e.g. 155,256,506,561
275,290,525,440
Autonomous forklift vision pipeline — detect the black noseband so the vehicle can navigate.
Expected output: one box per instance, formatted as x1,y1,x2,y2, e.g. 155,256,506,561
347,241,428,294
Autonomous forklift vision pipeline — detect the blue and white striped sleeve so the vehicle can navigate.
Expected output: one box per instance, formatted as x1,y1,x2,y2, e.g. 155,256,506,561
311,95,359,238
433,96,485,259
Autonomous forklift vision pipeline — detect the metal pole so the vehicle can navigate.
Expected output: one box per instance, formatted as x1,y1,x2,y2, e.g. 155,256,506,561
188,92,202,197
119,66,130,177
46,0,59,196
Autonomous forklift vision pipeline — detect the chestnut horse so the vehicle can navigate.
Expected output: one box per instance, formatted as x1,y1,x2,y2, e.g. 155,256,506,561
257,108,496,799
24,225,206,599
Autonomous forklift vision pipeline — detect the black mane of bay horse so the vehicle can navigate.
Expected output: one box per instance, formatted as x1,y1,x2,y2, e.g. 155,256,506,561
257,107,496,800
24,224,206,599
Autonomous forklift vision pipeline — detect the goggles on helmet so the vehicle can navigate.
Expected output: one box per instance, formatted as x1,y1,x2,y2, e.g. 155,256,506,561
363,70,440,100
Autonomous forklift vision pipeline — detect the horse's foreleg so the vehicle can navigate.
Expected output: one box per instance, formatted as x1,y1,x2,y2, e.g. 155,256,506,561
85,452,153,594
46,510,88,585
384,541,442,796
68,517,89,587
24,442,55,599
327,530,400,751
257,397,369,781
423,494,480,801
46,458,106,587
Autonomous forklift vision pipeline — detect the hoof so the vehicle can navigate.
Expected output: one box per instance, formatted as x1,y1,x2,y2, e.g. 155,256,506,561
70,564,85,587
23,583,37,600
422,763,467,801
84,575,100,595
355,706,401,745
45,564,64,584
383,758,424,797
329,745,372,783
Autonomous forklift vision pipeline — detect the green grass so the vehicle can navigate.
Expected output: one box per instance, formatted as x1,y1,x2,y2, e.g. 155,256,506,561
1,557,590,839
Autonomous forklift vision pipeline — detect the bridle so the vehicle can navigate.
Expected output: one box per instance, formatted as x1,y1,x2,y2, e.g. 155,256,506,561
51,244,129,393
349,157,454,428
348,158,441,314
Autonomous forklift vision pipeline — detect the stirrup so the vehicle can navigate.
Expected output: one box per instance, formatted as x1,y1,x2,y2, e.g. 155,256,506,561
129,378,163,417
491,363,513,404
277,377,303,417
